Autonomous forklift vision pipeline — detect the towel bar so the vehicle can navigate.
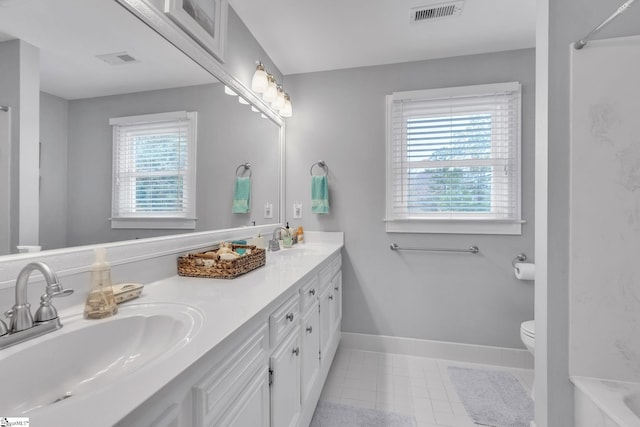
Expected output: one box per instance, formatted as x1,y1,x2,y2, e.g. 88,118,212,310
390,243,479,254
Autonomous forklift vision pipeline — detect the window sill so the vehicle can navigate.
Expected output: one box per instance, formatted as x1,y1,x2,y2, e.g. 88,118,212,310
385,219,523,235
111,217,196,230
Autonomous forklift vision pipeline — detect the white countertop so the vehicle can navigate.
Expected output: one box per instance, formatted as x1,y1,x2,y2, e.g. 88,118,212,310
1,232,343,426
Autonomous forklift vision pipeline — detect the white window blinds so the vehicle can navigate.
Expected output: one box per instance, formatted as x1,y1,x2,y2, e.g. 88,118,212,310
110,111,197,229
385,82,522,234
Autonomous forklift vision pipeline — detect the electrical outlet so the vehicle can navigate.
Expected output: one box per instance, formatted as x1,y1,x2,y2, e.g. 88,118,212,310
264,203,273,219
293,203,302,219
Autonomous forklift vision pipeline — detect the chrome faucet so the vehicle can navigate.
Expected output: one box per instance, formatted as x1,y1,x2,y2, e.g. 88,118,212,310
269,227,287,252
0,262,73,349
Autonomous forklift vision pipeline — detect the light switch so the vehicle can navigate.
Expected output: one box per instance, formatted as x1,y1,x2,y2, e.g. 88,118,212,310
264,203,273,219
293,203,302,219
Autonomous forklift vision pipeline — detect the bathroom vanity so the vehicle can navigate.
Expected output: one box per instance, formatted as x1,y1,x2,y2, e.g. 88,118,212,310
0,233,343,427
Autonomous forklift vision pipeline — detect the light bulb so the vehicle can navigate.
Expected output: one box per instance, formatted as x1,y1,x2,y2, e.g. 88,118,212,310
280,94,293,117
251,63,268,93
272,86,285,110
262,75,278,103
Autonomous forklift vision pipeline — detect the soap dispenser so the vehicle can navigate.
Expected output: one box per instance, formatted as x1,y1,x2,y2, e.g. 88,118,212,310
84,248,118,319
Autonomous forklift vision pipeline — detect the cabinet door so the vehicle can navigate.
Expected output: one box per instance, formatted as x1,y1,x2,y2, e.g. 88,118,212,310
319,287,332,361
217,368,270,427
331,272,342,331
300,305,320,404
270,327,301,427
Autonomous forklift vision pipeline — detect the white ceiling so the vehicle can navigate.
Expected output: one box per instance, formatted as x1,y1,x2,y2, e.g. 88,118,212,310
229,0,537,75
0,0,214,100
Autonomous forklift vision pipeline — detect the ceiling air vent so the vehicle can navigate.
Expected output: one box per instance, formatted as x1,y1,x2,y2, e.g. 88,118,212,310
96,52,139,66
411,1,464,23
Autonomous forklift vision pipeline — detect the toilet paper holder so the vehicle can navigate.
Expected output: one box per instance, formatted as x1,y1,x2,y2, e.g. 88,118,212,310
512,253,527,269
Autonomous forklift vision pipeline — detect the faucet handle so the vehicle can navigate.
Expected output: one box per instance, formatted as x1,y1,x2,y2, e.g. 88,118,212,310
34,285,73,323
0,319,7,336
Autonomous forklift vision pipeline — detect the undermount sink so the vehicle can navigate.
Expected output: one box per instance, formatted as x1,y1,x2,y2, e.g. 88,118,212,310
0,302,203,415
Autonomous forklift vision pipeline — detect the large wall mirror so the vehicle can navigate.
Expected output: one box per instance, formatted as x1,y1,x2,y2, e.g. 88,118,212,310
0,0,282,256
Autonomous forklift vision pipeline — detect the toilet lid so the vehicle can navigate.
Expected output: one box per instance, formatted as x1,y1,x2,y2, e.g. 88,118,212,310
521,321,535,338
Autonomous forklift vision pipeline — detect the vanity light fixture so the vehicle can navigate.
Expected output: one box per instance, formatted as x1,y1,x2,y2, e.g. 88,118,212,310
251,60,293,117
280,94,293,117
262,75,278,103
272,86,285,110
251,62,269,93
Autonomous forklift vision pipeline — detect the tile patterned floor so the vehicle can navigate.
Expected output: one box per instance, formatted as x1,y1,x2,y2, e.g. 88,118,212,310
319,347,534,427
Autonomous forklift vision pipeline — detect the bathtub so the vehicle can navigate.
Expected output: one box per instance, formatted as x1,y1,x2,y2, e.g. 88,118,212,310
573,376,640,427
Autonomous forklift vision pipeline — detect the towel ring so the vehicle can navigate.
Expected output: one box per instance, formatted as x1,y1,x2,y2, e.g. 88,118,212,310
512,253,527,269
235,163,251,178
310,160,329,176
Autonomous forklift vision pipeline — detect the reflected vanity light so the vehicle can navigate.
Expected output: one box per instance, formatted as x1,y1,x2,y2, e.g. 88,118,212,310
251,61,293,117
224,86,237,96
251,106,260,113
238,97,250,105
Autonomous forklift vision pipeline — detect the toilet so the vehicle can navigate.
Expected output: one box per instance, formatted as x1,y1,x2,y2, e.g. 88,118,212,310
520,320,535,400
520,320,535,355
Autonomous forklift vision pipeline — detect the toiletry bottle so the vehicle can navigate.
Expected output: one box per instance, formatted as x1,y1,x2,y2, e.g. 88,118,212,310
297,226,304,244
84,248,118,319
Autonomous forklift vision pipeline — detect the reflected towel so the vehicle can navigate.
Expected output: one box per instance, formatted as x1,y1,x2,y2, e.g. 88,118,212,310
311,175,329,214
232,177,251,214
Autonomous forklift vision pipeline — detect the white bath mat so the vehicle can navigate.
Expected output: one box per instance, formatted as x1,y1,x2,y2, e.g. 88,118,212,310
310,400,417,427
447,366,534,427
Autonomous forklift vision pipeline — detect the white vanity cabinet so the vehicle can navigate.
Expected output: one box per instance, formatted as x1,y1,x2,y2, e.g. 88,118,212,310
117,249,342,427
270,326,302,427
300,301,320,404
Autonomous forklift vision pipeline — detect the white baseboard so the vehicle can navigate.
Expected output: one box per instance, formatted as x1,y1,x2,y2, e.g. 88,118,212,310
340,332,533,369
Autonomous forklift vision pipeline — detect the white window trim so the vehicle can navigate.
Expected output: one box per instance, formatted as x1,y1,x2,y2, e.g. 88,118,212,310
110,111,197,230
385,82,523,235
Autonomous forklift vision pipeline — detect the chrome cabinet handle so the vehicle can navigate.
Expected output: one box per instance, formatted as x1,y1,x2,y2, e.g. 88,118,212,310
309,289,316,296
334,286,339,291
286,313,294,322
292,347,300,356
328,295,333,300
306,326,313,333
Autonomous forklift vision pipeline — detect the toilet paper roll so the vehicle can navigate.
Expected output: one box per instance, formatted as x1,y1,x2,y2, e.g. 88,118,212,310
514,262,535,281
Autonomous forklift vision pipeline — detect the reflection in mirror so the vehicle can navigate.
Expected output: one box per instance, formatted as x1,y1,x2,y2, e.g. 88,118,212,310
0,0,281,255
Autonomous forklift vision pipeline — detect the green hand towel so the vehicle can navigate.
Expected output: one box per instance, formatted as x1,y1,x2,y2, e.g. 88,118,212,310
232,177,251,214
311,175,329,214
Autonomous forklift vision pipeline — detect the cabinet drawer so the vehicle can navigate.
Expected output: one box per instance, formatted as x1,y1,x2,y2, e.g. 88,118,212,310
270,294,300,348
193,324,268,427
298,275,319,312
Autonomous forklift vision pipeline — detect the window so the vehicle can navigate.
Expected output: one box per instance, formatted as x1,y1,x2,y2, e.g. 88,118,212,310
110,111,197,229
385,82,522,234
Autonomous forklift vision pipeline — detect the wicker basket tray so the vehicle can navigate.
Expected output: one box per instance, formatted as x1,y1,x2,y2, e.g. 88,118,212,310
177,244,266,279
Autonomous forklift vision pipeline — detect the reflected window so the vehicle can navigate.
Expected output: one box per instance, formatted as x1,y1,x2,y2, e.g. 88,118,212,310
110,111,197,229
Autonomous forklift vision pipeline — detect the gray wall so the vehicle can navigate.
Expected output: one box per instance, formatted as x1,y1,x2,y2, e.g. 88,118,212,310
543,1,640,426
0,40,21,252
40,92,69,250
285,49,535,349
65,83,280,247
